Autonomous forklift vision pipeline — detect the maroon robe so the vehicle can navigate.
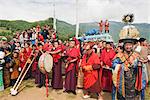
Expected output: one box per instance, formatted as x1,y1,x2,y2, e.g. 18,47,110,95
24,47,32,79
64,47,80,92
100,48,116,92
51,47,63,89
35,51,45,85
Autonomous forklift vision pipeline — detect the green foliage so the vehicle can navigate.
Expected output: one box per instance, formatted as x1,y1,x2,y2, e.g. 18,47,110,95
56,20,75,41
0,18,53,32
0,18,149,42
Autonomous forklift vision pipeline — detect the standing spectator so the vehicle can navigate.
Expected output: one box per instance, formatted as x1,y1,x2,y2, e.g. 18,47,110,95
3,47,12,88
10,52,20,86
0,50,5,91
41,26,49,42
136,38,150,83
31,30,37,45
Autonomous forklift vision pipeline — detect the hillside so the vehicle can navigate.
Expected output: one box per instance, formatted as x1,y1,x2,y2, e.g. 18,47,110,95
0,18,149,42
0,18,75,41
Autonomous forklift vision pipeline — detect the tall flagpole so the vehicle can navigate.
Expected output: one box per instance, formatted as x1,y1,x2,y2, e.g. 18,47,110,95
75,0,79,38
53,0,56,32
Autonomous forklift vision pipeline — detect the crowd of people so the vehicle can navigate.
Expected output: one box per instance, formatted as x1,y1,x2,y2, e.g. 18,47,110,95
0,24,150,100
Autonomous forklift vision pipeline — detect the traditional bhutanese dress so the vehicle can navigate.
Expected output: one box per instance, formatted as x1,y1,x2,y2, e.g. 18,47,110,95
112,52,147,100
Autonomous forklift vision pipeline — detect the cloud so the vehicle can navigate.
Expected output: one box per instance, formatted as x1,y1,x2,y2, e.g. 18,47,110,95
0,0,149,24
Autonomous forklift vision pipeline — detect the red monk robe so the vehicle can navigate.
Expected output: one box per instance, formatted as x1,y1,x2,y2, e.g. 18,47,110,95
42,42,53,52
64,47,80,93
65,47,80,73
19,49,27,69
100,48,116,92
73,37,81,72
32,47,39,78
25,47,32,79
25,47,32,59
81,52,102,93
51,46,62,63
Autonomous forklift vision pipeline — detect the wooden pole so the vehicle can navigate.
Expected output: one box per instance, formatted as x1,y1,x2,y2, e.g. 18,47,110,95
46,73,49,97
53,0,56,32
75,0,79,38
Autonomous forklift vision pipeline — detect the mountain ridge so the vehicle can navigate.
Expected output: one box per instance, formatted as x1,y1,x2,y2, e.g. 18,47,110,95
0,18,149,42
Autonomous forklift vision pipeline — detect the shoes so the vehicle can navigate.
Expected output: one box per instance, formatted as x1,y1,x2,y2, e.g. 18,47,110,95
36,84,43,88
83,94,90,99
63,90,76,95
71,91,76,95
63,90,68,93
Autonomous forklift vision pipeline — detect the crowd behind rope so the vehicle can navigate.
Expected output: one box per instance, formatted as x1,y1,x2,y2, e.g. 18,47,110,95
0,24,150,100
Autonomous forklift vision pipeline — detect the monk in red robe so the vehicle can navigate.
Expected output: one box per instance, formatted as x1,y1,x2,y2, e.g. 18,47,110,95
24,43,32,79
49,41,63,89
42,40,52,52
35,43,46,88
81,44,103,100
19,47,27,69
25,43,32,58
31,44,39,78
64,39,80,95
73,37,81,72
100,42,116,92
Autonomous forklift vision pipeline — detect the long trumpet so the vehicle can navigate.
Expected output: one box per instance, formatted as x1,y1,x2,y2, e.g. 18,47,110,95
10,50,36,95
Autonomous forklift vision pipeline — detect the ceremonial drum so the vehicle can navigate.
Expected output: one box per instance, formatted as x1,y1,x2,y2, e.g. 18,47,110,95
38,53,53,74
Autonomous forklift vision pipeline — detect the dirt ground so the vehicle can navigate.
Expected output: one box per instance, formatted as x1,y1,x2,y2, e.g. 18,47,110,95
0,79,150,100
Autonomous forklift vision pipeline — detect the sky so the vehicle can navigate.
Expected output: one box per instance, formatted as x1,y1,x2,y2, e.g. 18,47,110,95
0,0,149,24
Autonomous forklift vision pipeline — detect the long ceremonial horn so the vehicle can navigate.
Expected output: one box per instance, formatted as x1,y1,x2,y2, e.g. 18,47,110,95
11,54,35,95
10,50,34,93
